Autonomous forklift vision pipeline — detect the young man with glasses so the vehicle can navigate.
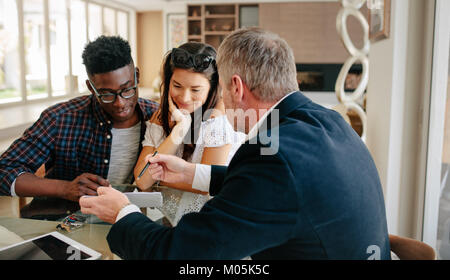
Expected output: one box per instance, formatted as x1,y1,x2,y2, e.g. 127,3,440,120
0,36,158,219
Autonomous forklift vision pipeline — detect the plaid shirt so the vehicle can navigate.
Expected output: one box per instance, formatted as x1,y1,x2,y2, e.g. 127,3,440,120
0,95,158,195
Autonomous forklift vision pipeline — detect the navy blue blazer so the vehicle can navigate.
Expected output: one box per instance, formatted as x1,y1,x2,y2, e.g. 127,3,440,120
107,92,391,259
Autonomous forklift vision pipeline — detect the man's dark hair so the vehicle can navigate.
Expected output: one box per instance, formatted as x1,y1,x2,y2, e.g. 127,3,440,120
82,35,133,76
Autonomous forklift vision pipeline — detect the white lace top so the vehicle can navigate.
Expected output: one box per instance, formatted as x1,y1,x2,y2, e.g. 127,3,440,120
142,115,246,226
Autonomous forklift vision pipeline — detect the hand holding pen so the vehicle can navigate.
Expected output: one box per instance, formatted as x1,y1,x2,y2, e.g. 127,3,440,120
137,150,158,180
145,153,196,185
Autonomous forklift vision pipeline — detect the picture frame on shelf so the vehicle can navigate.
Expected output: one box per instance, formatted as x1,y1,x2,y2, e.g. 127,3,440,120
167,13,187,51
368,0,390,42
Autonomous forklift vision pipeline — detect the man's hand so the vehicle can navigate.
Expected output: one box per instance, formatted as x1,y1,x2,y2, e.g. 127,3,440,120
79,187,130,224
146,153,196,185
63,173,110,202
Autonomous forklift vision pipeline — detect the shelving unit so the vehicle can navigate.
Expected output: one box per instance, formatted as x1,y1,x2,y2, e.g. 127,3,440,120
187,3,258,50
187,5,202,43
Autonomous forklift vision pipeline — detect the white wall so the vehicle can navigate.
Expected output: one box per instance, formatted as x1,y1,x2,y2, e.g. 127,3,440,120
365,0,435,239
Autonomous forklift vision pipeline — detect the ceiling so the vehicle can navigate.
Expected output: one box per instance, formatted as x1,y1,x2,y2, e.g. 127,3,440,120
110,0,327,11
110,0,212,11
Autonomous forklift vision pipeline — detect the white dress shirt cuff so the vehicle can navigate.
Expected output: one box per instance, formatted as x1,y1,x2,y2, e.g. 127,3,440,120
115,204,141,223
192,164,211,193
10,171,26,197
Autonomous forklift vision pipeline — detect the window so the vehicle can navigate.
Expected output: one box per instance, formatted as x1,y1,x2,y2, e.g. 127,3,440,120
103,7,116,36
423,0,450,259
436,41,450,259
88,3,102,41
0,0,21,103
70,0,87,94
49,0,69,96
117,11,128,40
23,0,48,100
0,0,131,106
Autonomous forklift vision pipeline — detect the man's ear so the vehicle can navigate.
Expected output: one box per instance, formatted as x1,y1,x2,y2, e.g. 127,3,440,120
230,74,244,104
86,79,94,95
135,67,140,84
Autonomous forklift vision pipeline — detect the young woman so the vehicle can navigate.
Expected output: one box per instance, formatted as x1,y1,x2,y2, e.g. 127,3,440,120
134,42,245,226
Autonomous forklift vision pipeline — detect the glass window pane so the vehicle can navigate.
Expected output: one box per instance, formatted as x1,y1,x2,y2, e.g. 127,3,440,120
88,3,102,41
23,0,48,100
49,0,69,96
437,31,450,260
70,0,87,94
0,0,21,103
103,7,116,36
117,11,128,40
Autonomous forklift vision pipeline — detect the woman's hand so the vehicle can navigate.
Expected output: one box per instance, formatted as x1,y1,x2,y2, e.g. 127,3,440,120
168,96,191,144
169,95,191,124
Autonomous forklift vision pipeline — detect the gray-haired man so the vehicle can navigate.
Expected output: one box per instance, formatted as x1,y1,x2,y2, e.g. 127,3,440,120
80,27,391,260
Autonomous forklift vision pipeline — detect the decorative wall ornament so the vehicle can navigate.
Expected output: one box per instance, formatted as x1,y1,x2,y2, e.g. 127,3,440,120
167,13,187,51
368,0,391,42
336,0,369,142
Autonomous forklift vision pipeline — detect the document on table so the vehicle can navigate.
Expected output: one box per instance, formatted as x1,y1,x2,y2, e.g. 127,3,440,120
83,192,163,208
124,192,162,208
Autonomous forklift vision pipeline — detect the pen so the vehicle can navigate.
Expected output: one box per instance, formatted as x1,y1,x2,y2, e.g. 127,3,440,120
137,150,158,180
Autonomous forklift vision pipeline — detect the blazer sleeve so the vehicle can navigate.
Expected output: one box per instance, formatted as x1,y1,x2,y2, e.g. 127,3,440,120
209,165,227,196
107,149,299,259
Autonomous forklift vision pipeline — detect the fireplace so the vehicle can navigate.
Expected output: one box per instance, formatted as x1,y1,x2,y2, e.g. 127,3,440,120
296,63,362,92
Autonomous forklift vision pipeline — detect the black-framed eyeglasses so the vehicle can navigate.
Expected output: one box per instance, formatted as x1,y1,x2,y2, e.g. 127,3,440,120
88,68,138,104
171,48,215,71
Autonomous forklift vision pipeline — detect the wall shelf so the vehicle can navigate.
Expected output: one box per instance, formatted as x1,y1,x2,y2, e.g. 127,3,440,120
204,31,231,35
187,3,258,50
205,14,236,19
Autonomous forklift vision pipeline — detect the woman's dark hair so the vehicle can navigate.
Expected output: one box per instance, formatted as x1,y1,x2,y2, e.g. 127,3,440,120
159,42,219,160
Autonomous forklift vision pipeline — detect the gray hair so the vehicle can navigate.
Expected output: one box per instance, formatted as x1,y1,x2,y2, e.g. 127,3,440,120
217,27,298,102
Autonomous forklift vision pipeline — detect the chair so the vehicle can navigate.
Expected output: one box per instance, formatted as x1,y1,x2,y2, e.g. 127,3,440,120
389,234,436,260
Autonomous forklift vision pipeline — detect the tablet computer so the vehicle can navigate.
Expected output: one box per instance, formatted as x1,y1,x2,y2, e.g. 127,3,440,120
0,231,102,260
